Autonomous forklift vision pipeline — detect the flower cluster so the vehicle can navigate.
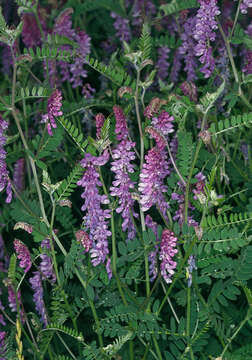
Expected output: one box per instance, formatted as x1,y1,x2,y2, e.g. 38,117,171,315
77,151,111,267
193,0,220,78
40,238,56,283
29,272,48,326
111,12,131,42
75,230,92,252
192,172,206,202
159,229,178,284
180,17,197,81
42,90,63,136
171,182,198,226
156,46,170,81
240,0,252,14
49,8,91,88
139,110,175,218
13,158,25,195
14,239,31,273
95,113,105,139
0,116,12,203
110,106,137,240
21,13,43,48
180,81,198,102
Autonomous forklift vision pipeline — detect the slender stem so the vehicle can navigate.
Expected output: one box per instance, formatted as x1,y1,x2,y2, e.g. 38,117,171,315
56,332,77,360
220,312,250,358
74,268,104,348
152,336,162,360
165,137,186,187
229,0,242,39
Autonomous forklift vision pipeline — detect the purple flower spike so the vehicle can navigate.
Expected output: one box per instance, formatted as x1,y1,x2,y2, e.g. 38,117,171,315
42,90,63,136
77,151,111,268
0,115,12,203
157,46,170,81
29,271,48,326
151,111,174,136
40,238,56,283
14,239,31,273
193,0,220,78
110,106,137,240
13,158,25,194
159,229,178,284
70,30,91,88
22,13,42,48
111,12,131,42
95,113,105,139
139,145,170,217
180,17,197,82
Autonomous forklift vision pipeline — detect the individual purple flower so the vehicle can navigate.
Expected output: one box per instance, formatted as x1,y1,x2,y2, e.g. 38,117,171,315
159,229,178,284
13,158,25,194
29,271,48,326
170,50,182,83
42,90,63,136
106,258,112,280
242,50,252,74
0,331,6,359
82,83,95,99
156,46,170,81
172,182,198,226
14,239,31,273
0,116,12,203
110,106,137,240
180,17,197,81
111,12,131,42
193,172,206,201
77,150,111,268
193,0,220,78
240,0,252,14
180,82,198,102
7,284,22,314
151,110,174,136
187,255,197,287
70,30,91,88
40,238,56,283
95,113,105,139
241,143,249,161
144,98,163,119
75,230,92,252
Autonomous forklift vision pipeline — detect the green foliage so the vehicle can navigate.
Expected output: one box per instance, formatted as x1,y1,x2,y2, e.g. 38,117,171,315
177,130,195,179
201,212,252,230
138,24,152,61
17,86,50,101
209,113,252,135
31,125,64,160
199,81,225,113
71,0,125,16
229,343,252,360
57,116,88,153
208,280,240,313
54,163,83,201
235,246,252,281
23,46,74,62
85,55,135,89
231,23,252,50
158,0,199,17
40,323,84,341
198,227,248,254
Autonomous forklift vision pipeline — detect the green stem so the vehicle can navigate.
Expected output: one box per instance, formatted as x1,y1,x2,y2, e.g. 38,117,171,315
229,0,242,39
220,311,250,358
152,336,162,360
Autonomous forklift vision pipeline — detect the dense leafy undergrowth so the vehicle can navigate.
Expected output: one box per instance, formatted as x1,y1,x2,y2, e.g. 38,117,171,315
0,0,252,359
